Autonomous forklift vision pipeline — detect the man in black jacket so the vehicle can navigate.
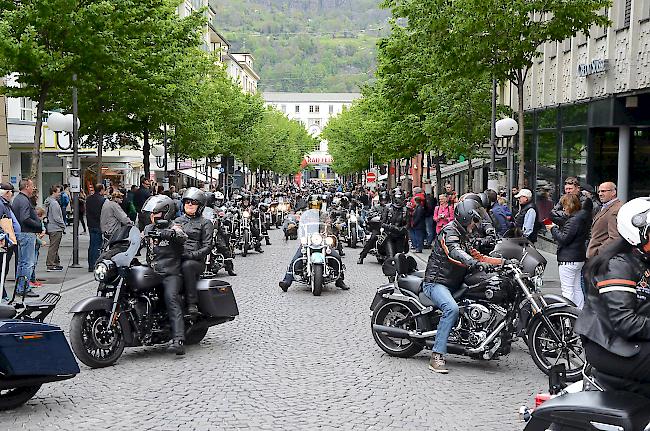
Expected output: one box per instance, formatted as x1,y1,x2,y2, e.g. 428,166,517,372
13,179,43,297
134,177,151,231
86,184,106,271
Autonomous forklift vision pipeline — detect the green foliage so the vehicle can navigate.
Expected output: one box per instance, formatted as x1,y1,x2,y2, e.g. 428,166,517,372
211,0,389,92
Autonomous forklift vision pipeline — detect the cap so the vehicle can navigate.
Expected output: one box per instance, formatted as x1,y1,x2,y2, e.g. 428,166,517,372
581,183,595,194
514,188,533,199
0,183,14,192
413,187,423,194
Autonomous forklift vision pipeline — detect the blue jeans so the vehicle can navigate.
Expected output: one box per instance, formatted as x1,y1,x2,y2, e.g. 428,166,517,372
410,228,425,252
16,233,37,293
88,228,103,270
422,282,459,355
425,217,435,246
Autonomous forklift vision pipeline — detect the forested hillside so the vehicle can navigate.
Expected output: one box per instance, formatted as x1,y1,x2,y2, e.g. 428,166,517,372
211,0,388,92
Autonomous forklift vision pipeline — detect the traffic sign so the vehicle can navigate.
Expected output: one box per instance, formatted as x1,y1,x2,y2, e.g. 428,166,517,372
366,172,377,183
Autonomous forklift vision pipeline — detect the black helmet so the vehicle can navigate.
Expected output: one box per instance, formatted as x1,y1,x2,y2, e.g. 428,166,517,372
461,192,489,209
182,187,207,216
143,195,177,222
379,190,390,204
391,188,404,208
454,199,483,228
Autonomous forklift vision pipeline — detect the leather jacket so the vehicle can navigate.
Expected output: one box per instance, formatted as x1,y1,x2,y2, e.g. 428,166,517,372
144,224,187,275
424,220,501,288
576,250,650,357
550,210,588,262
174,214,214,261
381,204,407,238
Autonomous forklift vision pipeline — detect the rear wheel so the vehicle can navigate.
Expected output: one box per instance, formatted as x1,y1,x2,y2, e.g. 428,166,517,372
185,326,209,345
528,306,584,382
70,310,125,368
0,385,42,410
371,300,423,358
312,264,324,296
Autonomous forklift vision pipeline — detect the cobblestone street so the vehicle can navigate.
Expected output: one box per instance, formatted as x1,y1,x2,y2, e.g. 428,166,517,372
1,230,548,430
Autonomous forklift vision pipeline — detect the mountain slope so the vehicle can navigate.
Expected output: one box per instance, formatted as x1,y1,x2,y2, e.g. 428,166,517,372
211,0,389,92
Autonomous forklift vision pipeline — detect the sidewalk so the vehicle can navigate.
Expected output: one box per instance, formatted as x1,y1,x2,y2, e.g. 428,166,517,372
408,245,562,295
3,231,95,300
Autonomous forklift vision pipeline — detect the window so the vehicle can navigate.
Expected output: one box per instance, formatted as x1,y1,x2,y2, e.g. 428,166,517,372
309,105,314,113
536,132,559,202
329,104,334,114
548,41,557,59
576,32,587,47
562,38,572,53
281,104,286,113
19,98,33,121
617,0,632,28
562,131,588,187
295,105,300,113
314,105,320,113
595,7,609,38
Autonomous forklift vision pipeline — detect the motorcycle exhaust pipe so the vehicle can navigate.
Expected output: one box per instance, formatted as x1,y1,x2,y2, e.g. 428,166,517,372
424,340,466,355
372,324,411,339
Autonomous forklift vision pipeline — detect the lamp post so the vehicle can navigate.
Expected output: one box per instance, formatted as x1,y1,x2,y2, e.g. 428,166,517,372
46,74,81,267
495,117,519,206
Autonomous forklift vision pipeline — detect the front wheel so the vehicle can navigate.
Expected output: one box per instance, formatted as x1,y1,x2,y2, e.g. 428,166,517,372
185,326,209,345
70,310,125,368
312,264,324,296
527,306,584,382
242,232,250,257
371,299,423,358
349,225,357,248
0,385,42,411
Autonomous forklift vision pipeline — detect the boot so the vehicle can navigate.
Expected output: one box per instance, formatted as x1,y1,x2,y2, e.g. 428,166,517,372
265,237,271,245
226,263,237,277
429,352,448,374
256,246,264,253
227,269,237,276
167,339,185,356
186,304,199,317
357,256,364,265
279,273,293,292
335,278,349,290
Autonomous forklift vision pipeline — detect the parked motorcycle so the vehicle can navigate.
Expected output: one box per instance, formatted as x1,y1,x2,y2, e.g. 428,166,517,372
0,291,79,410
69,226,239,368
370,253,584,381
291,209,343,296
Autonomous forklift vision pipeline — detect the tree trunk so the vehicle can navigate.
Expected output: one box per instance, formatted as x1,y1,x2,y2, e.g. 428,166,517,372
467,158,474,193
434,155,443,197
517,77,525,189
30,87,48,182
143,123,150,180
97,128,104,185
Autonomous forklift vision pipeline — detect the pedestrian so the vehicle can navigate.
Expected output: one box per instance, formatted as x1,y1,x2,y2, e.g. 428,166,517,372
60,184,71,226
12,179,43,297
587,181,622,259
125,185,137,221
134,177,151,231
511,186,521,214
444,183,457,205
546,193,588,308
581,184,602,218
410,196,426,253
536,190,553,223
424,191,437,248
101,190,133,239
86,184,106,272
491,196,514,237
78,189,87,233
434,194,454,234
514,188,542,243
0,183,18,301
44,185,66,272
551,176,583,226
31,207,47,286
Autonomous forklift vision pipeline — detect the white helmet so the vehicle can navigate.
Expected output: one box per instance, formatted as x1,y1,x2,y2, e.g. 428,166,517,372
617,197,650,246
214,191,224,200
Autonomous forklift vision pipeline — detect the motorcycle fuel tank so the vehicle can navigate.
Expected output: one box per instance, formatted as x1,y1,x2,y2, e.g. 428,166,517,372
463,271,509,302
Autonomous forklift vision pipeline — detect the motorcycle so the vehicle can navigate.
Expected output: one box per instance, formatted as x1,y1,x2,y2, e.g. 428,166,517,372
237,208,254,256
346,208,366,249
69,226,239,368
0,287,78,410
370,253,584,381
255,203,271,245
291,209,343,296
275,200,290,229
202,207,234,276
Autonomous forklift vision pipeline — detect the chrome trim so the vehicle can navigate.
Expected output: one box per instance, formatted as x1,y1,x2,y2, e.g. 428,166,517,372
466,320,507,354
589,422,623,431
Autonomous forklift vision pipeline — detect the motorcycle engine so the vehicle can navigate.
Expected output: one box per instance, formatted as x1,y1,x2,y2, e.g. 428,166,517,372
456,302,506,348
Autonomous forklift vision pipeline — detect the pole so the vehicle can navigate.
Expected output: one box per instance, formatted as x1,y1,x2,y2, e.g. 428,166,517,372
163,124,168,177
71,74,80,268
507,137,514,208
490,77,497,172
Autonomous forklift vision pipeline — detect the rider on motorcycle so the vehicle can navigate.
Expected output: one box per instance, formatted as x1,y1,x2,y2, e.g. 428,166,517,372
423,199,507,374
358,190,389,264
144,195,188,355
278,195,348,292
576,197,650,398
174,187,214,317
240,194,265,253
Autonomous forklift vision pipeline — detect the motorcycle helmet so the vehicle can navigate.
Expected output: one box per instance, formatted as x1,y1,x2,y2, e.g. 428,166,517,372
379,190,390,205
214,191,225,207
461,192,490,209
454,199,483,228
182,187,207,216
391,188,405,208
618,197,650,252
143,195,176,223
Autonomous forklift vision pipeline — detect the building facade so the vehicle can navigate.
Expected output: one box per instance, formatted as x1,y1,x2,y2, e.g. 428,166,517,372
504,0,650,202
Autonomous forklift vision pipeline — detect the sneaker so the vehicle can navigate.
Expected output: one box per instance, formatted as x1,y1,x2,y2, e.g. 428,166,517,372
429,353,449,374
167,339,185,356
29,281,43,288
47,266,63,272
335,279,350,290
279,280,290,292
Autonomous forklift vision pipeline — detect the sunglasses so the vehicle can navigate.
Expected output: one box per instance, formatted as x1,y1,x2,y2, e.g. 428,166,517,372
184,199,199,206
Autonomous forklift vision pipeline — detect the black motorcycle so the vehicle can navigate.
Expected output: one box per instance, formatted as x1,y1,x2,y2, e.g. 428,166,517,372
370,253,584,381
202,207,234,276
69,226,239,368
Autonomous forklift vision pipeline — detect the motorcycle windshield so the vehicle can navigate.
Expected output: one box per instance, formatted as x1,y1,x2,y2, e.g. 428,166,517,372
112,226,141,267
298,209,327,239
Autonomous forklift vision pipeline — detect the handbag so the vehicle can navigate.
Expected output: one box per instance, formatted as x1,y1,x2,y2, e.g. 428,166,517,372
0,216,17,245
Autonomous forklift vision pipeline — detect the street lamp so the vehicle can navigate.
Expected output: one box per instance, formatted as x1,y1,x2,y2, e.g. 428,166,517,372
495,117,519,206
47,75,81,268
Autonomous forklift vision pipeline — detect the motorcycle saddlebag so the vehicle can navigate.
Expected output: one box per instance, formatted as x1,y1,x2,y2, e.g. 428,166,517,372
0,320,80,376
197,279,239,318
525,391,650,431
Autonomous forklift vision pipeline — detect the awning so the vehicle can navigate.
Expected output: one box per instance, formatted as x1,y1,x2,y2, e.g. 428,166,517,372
178,168,216,184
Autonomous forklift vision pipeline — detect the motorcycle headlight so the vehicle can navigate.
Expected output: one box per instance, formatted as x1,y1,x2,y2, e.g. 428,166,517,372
300,237,308,245
243,211,250,218
349,214,357,222
94,260,117,283
311,233,323,245
325,236,334,246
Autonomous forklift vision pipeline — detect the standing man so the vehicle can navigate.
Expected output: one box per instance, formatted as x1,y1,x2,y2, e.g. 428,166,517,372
12,179,42,297
86,184,106,272
134,177,151,231
551,176,582,226
0,183,19,301
514,189,541,243
44,185,66,271
586,182,622,259
444,183,458,205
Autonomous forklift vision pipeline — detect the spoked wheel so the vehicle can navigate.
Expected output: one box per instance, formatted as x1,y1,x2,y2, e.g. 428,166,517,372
371,300,423,358
70,310,125,368
528,306,585,382
0,386,42,410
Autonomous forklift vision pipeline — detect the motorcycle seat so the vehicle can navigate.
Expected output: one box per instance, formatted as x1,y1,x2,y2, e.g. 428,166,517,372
531,391,650,431
398,275,423,294
0,304,17,319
